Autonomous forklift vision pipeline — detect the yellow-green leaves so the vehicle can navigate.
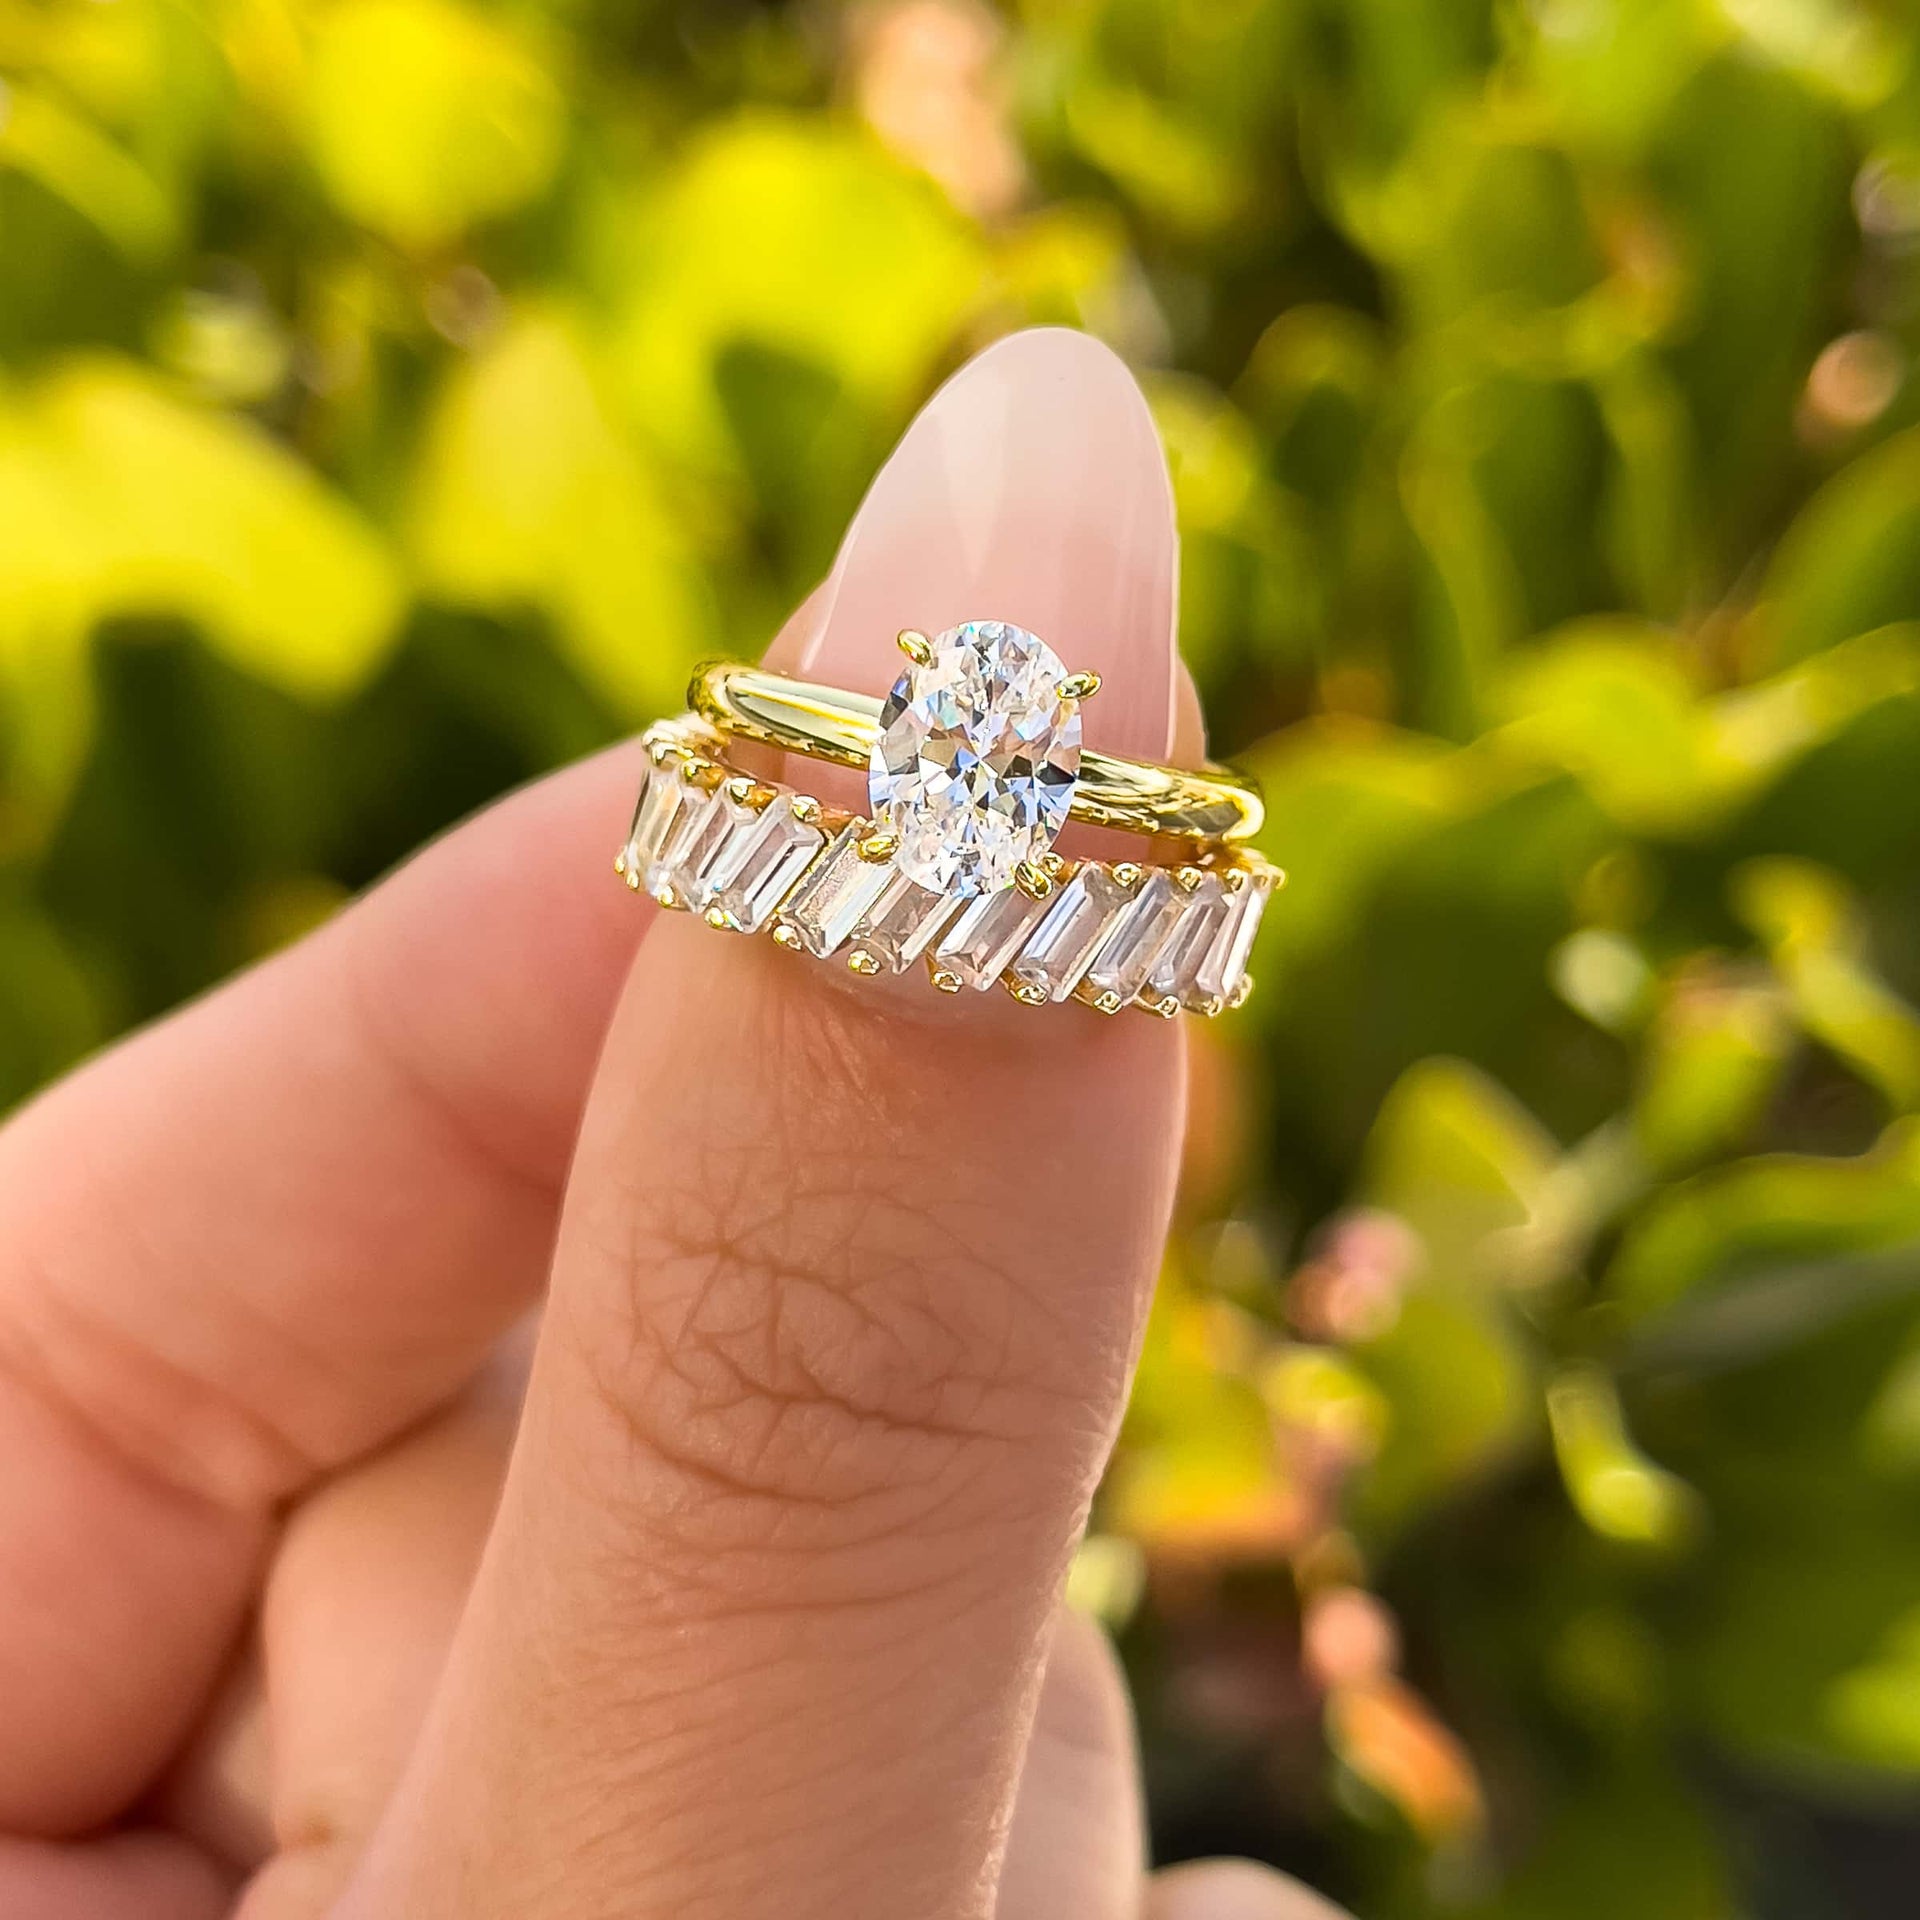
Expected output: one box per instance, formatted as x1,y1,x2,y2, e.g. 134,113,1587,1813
305,0,565,248
0,359,398,800
410,311,711,717
605,117,984,469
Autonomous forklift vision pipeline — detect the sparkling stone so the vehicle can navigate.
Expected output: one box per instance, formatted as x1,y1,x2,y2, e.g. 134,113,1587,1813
1080,870,1185,1011
655,775,729,905
1007,866,1135,1002
776,824,896,957
931,879,1051,990
1193,869,1274,1007
679,789,765,912
869,619,1082,899
848,870,958,973
627,760,690,896
1145,873,1229,1010
707,797,826,932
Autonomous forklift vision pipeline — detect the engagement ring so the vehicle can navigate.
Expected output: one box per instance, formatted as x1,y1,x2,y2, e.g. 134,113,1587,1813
615,620,1280,1017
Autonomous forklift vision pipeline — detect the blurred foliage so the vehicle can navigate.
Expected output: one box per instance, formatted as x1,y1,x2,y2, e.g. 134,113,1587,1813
9,0,1920,1911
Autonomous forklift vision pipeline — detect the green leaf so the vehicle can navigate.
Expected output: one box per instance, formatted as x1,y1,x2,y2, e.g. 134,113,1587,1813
1608,1120,1920,1319
605,116,984,472
409,309,713,720
304,0,565,248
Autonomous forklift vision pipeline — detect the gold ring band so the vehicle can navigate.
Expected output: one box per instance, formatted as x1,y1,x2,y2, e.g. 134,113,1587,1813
688,661,1264,844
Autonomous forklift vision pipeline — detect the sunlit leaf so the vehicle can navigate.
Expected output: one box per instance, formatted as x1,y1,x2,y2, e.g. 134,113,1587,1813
604,115,984,471
409,309,713,719
0,357,400,795
305,0,565,247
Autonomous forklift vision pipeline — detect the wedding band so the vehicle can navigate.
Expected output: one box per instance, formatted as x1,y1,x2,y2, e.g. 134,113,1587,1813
615,619,1280,1017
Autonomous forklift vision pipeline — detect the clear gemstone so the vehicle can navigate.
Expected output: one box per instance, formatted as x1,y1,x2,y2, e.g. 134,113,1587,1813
1081,870,1185,1009
848,870,958,972
1007,866,1134,1002
708,797,826,931
1146,874,1229,1009
628,761,690,895
869,619,1083,898
777,824,896,957
1194,870,1274,1006
680,790,764,911
655,777,728,905
932,880,1051,990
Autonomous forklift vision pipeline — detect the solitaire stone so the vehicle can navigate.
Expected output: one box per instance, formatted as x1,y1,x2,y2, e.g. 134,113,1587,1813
869,619,1082,898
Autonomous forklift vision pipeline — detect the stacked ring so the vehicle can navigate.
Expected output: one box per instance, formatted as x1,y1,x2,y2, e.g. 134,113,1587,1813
615,620,1280,1018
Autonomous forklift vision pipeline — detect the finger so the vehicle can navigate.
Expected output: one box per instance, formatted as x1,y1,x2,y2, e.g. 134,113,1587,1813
1147,1861,1353,1920
0,1831,232,1920
0,739,646,1828
995,1608,1142,1920
187,1397,1138,1920
344,326,1191,1920
159,1364,524,1915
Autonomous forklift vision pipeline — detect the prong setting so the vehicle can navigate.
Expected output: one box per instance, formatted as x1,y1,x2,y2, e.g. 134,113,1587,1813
617,716,1274,1017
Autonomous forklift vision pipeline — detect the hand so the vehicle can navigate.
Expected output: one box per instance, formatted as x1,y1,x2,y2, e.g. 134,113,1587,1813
0,330,1343,1920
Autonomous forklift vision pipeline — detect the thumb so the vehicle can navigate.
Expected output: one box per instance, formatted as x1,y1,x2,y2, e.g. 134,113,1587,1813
338,329,1192,1920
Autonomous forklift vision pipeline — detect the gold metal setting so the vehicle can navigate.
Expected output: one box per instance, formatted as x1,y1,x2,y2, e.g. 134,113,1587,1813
621,719,1278,1019
688,661,1263,844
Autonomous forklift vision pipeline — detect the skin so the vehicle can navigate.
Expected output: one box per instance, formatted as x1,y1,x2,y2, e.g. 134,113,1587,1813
0,331,1344,1919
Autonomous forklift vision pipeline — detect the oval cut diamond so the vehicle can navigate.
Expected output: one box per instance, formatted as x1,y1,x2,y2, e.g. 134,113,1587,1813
868,620,1082,897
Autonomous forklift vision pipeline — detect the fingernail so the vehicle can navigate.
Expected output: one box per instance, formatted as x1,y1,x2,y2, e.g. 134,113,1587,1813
796,328,1178,765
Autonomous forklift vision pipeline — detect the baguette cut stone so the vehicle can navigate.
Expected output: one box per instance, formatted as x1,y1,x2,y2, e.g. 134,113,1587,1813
1195,870,1274,1004
656,776,728,904
681,791,764,911
1146,873,1229,1008
709,798,825,931
933,880,1050,989
1081,869,1184,1008
849,870,956,972
628,763,690,896
1008,866,1134,1001
869,620,1082,898
778,825,895,957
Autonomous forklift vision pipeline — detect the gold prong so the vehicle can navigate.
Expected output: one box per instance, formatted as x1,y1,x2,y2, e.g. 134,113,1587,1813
1015,860,1054,901
857,829,899,863
1005,976,1049,1007
1193,994,1225,1018
1090,989,1124,1015
614,851,627,876
682,757,725,791
648,738,677,767
1271,867,1288,890
847,948,882,976
1223,867,1248,894
771,922,804,950
1041,851,1068,878
1147,993,1181,1019
928,965,964,994
1059,670,1102,700
790,795,822,825
704,906,734,930
1174,865,1206,893
723,775,756,806
1111,861,1142,890
651,886,679,909
896,628,934,665
1228,975,1254,1008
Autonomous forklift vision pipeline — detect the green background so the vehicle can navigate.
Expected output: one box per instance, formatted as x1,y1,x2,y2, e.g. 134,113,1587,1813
8,0,1920,1911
